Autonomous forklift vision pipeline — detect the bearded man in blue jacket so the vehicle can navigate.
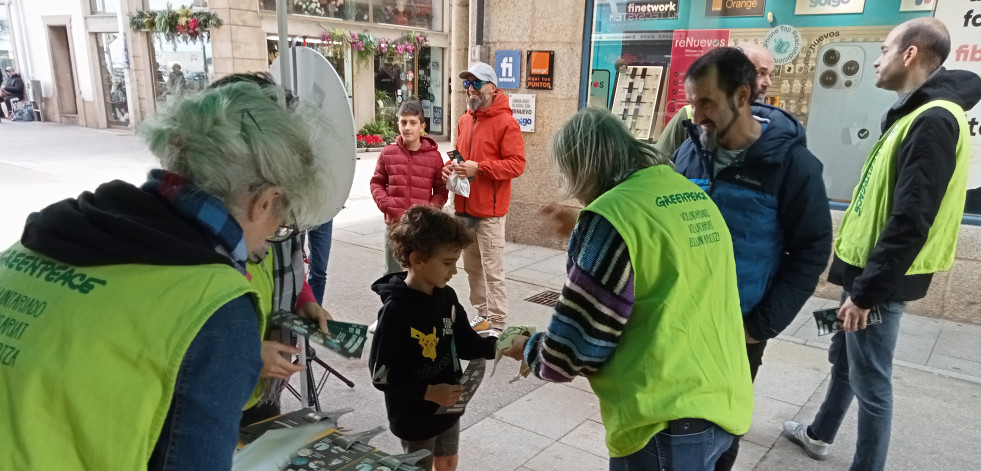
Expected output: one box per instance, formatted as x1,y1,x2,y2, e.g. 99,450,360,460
672,46,833,471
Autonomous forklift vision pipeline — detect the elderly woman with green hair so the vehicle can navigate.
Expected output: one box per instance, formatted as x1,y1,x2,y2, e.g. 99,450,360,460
505,107,754,470
0,78,335,471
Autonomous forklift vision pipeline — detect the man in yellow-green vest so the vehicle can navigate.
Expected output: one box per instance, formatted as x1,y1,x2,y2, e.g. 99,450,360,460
783,18,981,471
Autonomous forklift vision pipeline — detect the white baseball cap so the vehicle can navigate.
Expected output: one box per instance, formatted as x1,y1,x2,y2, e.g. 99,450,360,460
459,62,498,86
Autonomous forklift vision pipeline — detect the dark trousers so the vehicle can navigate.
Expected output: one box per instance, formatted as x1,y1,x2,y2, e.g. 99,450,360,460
714,339,767,471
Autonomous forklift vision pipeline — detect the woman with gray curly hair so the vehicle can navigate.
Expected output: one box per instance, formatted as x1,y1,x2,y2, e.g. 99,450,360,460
506,107,753,470
0,78,336,471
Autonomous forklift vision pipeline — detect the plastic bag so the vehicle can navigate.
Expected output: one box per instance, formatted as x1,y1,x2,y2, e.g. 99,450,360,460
447,173,471,198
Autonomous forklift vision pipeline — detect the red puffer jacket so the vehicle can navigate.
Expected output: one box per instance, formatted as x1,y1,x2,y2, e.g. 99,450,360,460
454,92,526,218
370,135,449,224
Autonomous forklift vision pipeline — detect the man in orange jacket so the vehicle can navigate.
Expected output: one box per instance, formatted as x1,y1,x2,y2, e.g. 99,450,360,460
442,61,526,336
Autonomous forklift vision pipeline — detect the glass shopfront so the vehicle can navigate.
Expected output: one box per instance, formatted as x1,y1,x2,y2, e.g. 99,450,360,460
147,33,213,106
260,0,442,30
582,0,980,216
95,33,129,127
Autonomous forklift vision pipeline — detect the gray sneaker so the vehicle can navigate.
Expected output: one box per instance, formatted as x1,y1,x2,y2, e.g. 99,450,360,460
783,421,830,461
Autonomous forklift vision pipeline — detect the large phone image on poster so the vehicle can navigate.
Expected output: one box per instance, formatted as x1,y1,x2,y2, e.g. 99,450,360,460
806,42,897,201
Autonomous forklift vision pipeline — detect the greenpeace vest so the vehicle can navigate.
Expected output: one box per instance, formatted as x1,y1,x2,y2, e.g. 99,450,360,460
244,250,274,410
0,242,256,471
583,166,754,458
835,100,971,274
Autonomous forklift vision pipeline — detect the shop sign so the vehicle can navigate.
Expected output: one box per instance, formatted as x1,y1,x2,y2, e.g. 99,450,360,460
526,51,554,90
610,0,680,21
705,0,767,17
935,0,981,189
763,25,803,65
795,0,865,15
509,94,535,132
665,29,730,126
899,0,935,12
495,50,521,90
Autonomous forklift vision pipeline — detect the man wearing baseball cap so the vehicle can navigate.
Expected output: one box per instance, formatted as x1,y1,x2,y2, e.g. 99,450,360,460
442,61,525,336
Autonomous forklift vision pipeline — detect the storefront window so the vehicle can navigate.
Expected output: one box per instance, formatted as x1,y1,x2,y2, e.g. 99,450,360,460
293,0,371,22
583,0,980,216
0,8,13,70
267,36,354,100
147,0,208,8
418,46,443,134
373,0,440,30
90,0,118,14
148,33,213,106
371,45,442,135
94,33,129,127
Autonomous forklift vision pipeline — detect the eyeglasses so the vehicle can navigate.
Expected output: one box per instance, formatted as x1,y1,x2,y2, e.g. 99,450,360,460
267,209,299,243
462,80,489,90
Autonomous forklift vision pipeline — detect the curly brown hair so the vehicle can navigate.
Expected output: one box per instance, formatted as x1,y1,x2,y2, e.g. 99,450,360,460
389,206,474,266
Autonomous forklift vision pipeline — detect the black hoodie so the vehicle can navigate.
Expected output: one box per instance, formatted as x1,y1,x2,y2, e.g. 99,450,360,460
829,68,981,307
20,180,232,267
368,273,496,441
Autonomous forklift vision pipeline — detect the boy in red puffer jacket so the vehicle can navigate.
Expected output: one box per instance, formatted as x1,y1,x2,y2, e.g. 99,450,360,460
371,100,450,276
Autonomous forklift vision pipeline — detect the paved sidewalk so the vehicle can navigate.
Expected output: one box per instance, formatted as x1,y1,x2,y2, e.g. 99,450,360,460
3,122,981,470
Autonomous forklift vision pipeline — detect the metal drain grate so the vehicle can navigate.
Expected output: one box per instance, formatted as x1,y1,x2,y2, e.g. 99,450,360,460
524,290,561,308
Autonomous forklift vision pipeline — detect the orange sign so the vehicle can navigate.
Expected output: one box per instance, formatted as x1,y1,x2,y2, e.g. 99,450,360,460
526,50,554,90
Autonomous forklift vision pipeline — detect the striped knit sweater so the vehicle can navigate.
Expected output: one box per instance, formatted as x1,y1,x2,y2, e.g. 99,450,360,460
525,211,635,382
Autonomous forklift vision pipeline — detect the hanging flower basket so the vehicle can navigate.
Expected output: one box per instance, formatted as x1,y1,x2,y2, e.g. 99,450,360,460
128,5,222,48
318,28,427,65
377,31,427,63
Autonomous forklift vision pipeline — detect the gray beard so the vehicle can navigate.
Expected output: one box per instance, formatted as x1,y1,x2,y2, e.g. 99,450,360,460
468,96,486,111
699,128,719,153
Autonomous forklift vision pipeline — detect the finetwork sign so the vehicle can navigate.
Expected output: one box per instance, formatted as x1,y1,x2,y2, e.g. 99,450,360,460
495,50,521,90
611,0,680,21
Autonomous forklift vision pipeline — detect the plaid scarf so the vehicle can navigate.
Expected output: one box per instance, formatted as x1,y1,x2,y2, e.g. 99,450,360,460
141,169,249,274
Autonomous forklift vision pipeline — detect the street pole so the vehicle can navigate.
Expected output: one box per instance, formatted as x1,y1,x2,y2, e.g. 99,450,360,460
276,0,291,106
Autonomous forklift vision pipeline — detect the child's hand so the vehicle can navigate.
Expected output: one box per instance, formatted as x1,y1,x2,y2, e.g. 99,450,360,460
441,162,453,183
424,383,463,406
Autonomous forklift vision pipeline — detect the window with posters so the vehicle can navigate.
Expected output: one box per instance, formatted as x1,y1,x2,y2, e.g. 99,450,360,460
583,0,980,217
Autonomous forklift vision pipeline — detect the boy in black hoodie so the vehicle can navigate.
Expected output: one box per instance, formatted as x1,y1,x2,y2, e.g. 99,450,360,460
369,206,498,471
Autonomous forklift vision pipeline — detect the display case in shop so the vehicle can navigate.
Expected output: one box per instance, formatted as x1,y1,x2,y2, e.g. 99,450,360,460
610,66,664,140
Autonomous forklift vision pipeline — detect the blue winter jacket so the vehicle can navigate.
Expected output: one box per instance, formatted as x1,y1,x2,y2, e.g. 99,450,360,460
672,103,832,341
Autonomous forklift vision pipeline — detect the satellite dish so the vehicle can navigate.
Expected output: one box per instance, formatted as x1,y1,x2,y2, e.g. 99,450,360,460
269,46,357,224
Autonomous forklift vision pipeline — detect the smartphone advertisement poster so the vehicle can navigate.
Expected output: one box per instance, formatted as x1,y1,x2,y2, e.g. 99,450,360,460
935,0,981,189
665,29,731,126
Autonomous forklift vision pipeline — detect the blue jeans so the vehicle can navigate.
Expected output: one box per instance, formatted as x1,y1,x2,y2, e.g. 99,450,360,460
810,291,905,471
609,424,733,471
306,220,333,305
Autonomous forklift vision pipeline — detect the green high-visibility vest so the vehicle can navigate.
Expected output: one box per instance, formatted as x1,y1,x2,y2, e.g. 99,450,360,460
244,249,274,410
0,242,256,470
584,165,754,458
835,100,971,274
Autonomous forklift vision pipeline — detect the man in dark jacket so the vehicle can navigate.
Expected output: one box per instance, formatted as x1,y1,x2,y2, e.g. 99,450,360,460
783,18,981,471
672,47,833,471
2,66,25,118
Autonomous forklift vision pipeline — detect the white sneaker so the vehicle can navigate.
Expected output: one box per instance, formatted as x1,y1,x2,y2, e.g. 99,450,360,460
368,320,378,334
783,421,830,461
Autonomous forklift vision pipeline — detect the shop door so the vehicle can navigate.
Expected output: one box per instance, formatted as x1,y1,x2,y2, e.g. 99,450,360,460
47,25,79,119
